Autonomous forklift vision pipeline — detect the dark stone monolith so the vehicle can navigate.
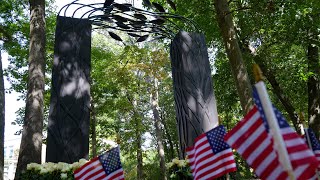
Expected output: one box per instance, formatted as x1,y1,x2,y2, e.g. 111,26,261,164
46,16,91,163
170,31,219,159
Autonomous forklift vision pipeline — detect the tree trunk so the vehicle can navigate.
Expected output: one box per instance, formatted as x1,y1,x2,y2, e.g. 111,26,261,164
136,117,143,180
214,0,253,114
254,57,301,133
307,44,320,139
90,96,97,157
15,0,46,179
0,51,5,180
161,115,175,160
130,98,143,180
151,78,166,180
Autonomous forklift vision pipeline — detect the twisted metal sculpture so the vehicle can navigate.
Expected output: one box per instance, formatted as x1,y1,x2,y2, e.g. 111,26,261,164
58,0,200,42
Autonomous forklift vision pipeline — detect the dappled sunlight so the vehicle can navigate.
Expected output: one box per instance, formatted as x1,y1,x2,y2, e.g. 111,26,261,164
32,133,42,150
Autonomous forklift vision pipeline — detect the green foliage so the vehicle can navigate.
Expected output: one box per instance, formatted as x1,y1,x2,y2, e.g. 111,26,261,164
2,0,320,179
1,0,57,127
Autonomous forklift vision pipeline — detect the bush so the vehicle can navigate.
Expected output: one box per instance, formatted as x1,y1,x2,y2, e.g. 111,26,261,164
20,159,88,180
166,158,192,179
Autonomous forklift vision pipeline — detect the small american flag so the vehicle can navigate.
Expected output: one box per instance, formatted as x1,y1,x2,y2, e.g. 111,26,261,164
74,146,125,180
304,128,320,171
186,125,236,180
224,89,318,179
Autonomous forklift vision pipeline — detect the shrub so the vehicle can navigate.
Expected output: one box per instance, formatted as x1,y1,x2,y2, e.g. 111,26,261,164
20,159,88,180
166,158,192,179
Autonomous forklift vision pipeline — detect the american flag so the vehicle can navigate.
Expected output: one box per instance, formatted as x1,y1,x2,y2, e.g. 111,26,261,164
304,128,320,172
224,89,318,180
74,146,125,180
186,125,236,180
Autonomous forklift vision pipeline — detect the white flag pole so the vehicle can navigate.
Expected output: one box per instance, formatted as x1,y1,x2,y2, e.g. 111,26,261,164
253,64,295,180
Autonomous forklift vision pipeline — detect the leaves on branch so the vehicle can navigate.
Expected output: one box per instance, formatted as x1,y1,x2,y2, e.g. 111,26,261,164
151,36,166,41
130,20,146,28
128,33,141,37
142,0,152,8
104,0,114,7
104,6,113,14
150,18,165,25
152,2,166,12
116,22,130,29
136,35,149,42
166,0,176,11
134,13,147,21
113,3,132,12
112,15,128,22
108,31,123,41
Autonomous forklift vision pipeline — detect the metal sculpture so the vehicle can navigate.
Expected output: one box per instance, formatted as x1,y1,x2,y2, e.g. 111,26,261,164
57,0,199,42
47,0,218,164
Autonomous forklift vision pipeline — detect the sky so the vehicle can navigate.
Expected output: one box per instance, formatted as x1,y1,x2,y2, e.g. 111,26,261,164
3,52,23,139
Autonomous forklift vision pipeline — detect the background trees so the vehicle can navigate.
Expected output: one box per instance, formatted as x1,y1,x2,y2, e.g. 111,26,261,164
0,0,319,179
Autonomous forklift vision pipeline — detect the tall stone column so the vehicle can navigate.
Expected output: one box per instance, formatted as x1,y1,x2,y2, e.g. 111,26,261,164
170,31,219,158
46,16,92,163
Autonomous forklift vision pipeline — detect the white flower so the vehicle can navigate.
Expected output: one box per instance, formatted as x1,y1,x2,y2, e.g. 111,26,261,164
166,162,174,169
56,162,71,172
71,162,81,170
177,160,186,167
43,162,56,172
39,167,48,174
172,158,180,165
79,159,88,166
27,163,41,170
60,173,68,179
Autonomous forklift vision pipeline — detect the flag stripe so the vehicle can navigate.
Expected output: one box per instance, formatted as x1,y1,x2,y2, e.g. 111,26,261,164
225,107,287,180
225,87,319,180
194,150,234,174
88,170,107,180
187,125,236,180
74,157,100,175
75,159,103,179
247,135,272,165
195,151,236,179
74,146,124,180
237,123,265,156
224,109,260,146
200,163,236,180
106,168,125,180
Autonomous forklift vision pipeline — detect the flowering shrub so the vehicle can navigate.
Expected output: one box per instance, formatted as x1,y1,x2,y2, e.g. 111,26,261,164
20,159,88,179
166,158,192,179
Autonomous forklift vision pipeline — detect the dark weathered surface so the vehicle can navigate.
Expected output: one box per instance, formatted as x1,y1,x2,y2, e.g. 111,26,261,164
46,16,91,163
170,31,219,158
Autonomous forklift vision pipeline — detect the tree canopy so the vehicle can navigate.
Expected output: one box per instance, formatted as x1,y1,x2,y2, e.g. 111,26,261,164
0,0,319,179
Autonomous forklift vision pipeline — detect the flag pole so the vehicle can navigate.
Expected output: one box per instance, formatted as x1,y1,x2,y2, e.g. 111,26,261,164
253,64,295,180
300,113,320,180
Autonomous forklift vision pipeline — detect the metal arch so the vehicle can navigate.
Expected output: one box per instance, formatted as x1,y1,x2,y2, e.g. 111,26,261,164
57,0,201,42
